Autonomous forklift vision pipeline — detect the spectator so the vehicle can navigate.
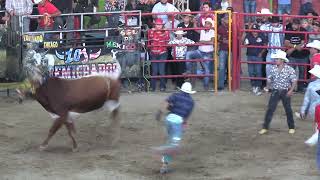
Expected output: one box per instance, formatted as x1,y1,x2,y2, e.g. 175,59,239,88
196,2,214,28
164,14,180,40
4,0,33,32
301,19,312,32
74,0,100,29
185,18,214,91
220,0,231,11
151,0,179,24
125,0,139,26
259,50,297,135
189,0,201,12
285,18,310,92
50,0,74,40
244,24,267,96
136,0,154,28
177,9,200,49
260,16,284,79
307,40,320,70
36,0,61,31
243,0,257,24
309,21,320,43
217,15,229,90
105,0,125,35
148,18,170,91
305,11,318,26
168,29,195,88
299,0,314,15
278,0,291,15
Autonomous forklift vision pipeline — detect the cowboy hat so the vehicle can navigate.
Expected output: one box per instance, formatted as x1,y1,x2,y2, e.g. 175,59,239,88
183,9,194,17
174,29,187,35
154,18,165,25
307,40,320,51
32,0,43,4
204,18,214,27
257,8,272,15
178,82,196,94
271,50,289,62
309,65,320,78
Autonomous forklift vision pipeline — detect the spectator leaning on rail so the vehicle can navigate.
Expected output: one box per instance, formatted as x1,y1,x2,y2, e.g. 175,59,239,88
177,9,199,50
153,82,195,174
217,15,230,90
168,29,195,88
195,2,214,28
244,24,267,96
309,21,320,43
151,0,178,25
185,18,214,91
3,0,33,32
260,15,284,80
35,0,61,32
259,50,297,135
285,18,310,93
148,18,170,91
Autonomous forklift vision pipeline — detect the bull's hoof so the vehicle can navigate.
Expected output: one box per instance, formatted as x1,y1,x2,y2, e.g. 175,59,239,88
39,144,48,151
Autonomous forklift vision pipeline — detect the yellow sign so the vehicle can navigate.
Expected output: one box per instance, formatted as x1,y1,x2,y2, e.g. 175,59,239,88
44,41,59,49
23,34,43,43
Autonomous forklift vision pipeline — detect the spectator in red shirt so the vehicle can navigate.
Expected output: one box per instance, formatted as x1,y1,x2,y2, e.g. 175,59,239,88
148,18,170,91
36,0,61,31
196,2,214,28
217,15,229,90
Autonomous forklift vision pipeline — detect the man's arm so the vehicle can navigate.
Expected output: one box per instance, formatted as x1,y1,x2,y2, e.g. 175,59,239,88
5,0,13,16
300,86,310,118
26,0,33,15
155,100,170,121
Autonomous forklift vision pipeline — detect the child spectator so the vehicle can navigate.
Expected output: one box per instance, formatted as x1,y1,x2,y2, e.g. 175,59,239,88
148,18,170,91
244,24,267,95
168,29,195,88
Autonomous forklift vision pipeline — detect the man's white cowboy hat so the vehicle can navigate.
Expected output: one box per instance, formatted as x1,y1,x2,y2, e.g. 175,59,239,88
32,0,42,4
179,82,196,94
204,18,214,27
307,40,320,51
183,9,194,17
309,65,320,78
257,8,273,15
174,29,187,35
271,50,289,62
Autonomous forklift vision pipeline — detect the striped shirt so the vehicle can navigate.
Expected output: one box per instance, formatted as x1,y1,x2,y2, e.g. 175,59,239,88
5,0,33,16
167,92,194,120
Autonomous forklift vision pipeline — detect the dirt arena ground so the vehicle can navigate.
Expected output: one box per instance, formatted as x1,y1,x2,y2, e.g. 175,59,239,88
0,90,319,180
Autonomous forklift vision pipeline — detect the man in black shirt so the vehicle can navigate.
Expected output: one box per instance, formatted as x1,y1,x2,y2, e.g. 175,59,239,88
177,9,199,50
285,18,310,92
51,0,74,40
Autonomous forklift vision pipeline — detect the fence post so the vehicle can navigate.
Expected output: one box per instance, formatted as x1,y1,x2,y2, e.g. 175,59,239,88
231,12,240,91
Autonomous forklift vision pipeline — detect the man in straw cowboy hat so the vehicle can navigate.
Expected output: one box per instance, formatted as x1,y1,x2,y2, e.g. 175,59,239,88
178,9,200,46
259,50,297,135
168,28,195,88
297,41,320,121
153,82,195,174
185,17,214,90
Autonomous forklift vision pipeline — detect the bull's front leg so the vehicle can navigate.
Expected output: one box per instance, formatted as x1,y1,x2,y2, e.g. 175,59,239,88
108,107,121,146
64,121,78,152
39,116,66,151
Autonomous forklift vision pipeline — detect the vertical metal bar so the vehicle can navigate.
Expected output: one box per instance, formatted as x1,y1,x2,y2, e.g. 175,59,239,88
228,10,232,91
231,12,239,91
214,11,218,93
80,14,83,30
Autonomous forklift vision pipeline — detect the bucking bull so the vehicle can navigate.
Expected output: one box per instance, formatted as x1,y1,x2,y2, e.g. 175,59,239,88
16,50,122,152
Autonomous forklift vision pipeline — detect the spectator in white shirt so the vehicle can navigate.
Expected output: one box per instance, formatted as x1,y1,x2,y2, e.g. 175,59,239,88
151,0,179,24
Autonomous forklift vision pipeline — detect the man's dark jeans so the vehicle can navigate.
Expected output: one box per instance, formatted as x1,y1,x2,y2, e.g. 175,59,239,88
263,89,295,129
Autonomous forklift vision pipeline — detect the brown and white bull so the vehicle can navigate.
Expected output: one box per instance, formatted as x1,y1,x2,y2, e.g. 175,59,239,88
17,61,122,152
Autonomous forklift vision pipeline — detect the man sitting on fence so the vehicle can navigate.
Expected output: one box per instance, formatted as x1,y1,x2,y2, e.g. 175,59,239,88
185,17,214,91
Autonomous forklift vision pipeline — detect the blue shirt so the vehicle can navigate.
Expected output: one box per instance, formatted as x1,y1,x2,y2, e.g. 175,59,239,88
167,92,194,120
300,79,320,120
244,33,267,56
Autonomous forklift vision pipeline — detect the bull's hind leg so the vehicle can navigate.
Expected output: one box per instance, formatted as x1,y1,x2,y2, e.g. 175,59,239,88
64,121,78,152
39,116,66,151
107,107,121,146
